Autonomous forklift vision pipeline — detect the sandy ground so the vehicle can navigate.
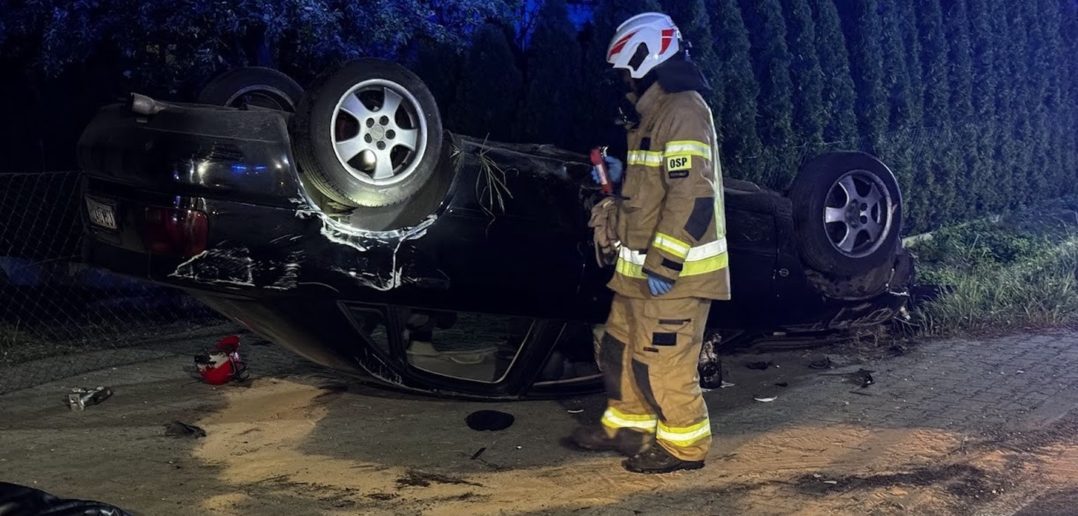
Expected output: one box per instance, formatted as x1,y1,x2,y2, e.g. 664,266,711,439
1,329,1076,515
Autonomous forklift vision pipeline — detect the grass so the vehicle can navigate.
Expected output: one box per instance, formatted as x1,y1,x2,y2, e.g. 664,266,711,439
907,196,1078,336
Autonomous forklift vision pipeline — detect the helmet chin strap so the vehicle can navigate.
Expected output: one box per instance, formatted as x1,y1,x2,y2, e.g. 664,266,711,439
633,71,658,97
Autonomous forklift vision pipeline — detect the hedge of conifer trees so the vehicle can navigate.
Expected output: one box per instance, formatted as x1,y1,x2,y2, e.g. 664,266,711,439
418,0,1078,233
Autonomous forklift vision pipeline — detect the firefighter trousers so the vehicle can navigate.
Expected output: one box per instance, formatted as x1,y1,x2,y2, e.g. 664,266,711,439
598,293,712,461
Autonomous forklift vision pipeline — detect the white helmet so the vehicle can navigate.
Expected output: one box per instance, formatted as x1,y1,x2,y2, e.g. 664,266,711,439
606,13,682,79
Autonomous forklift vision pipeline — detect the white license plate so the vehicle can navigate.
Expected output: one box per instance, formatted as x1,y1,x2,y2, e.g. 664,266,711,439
86,198,118,230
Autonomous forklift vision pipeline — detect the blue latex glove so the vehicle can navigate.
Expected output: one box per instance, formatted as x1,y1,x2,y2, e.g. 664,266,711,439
590,156,624,185
647,273,675,296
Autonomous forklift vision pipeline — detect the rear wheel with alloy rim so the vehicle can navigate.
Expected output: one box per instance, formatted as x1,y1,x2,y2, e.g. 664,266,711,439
293,59,445,210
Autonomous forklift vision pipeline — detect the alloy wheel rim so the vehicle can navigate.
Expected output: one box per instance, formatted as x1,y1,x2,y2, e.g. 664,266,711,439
822,170,893,258
330,79,427,186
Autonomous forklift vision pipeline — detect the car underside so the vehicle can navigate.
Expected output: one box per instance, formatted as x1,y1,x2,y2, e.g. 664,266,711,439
77,61,913,399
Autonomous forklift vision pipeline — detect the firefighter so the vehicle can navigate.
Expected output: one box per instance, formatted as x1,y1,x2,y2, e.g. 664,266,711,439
570,12,730,474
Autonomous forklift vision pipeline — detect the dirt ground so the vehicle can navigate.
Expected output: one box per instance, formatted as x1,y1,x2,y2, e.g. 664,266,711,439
1,327,1076,515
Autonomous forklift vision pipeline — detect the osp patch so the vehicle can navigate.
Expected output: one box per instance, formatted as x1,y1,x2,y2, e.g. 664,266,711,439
666,154,692,172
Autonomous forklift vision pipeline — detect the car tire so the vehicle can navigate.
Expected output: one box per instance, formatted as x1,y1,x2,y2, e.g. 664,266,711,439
790,152,902,276
292,59,445,208
197,67,304,111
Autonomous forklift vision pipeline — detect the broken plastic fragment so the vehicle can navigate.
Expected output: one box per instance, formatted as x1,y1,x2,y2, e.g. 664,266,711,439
753,396,778,403
66,386,112,411
855,369,875,388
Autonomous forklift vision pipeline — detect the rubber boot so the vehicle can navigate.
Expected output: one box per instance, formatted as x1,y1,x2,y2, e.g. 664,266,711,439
569,426,651,457
623,445,704,474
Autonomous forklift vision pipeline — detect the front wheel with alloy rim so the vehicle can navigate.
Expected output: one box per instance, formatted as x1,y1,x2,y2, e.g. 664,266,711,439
293,59,444,208
790,152,903,276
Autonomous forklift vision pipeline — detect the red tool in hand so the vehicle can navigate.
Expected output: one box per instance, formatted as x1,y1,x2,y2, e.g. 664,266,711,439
590,146,614,195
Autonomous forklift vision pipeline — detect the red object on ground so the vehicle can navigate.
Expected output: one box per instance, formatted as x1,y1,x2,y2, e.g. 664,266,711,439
195,335,248,385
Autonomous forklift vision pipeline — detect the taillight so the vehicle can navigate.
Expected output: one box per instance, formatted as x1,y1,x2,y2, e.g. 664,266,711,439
143,207,208,257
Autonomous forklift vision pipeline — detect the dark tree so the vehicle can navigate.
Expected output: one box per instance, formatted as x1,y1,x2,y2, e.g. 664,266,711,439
709,0,765,182
577,0,662,153
1063,1,1078,195
965,0,1000,211
0,0,511,89
1041,0,1070,195
875,1,919,226
780,0,825,152
412,39,465,121
943,0,975,217
808,0,857,145
999,1,1031,208
738,0,793,146
835,0,886,154
896,0,924,128
449,24,524,141
916,0,949,126
518,0,582,148
664,0,724,124
1019,0,1052,199
944,0,974,126
915,0,952,225
877,2,912,131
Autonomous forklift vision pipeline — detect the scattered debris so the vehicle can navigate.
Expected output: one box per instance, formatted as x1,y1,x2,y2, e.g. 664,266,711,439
720,381,736,389
698,335,723,389
194,335,249,385
470,447,487,460
466,410,514,431
164,421,206,439
753,396,778,403
66,386,112,411
853,369,875,388
820,367,875,388
745,360,772,370
809,357,833,369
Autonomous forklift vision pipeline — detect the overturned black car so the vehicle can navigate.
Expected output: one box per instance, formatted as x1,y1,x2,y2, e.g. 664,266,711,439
77,60,913,399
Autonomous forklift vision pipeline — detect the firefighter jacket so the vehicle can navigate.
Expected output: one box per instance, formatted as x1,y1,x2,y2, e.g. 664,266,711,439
608,83,731,301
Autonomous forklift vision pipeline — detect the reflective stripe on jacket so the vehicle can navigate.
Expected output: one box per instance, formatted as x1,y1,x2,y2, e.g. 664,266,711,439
608,83,731,301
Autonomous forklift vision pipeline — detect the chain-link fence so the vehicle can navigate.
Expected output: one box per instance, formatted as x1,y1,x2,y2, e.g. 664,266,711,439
0,171,223,364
